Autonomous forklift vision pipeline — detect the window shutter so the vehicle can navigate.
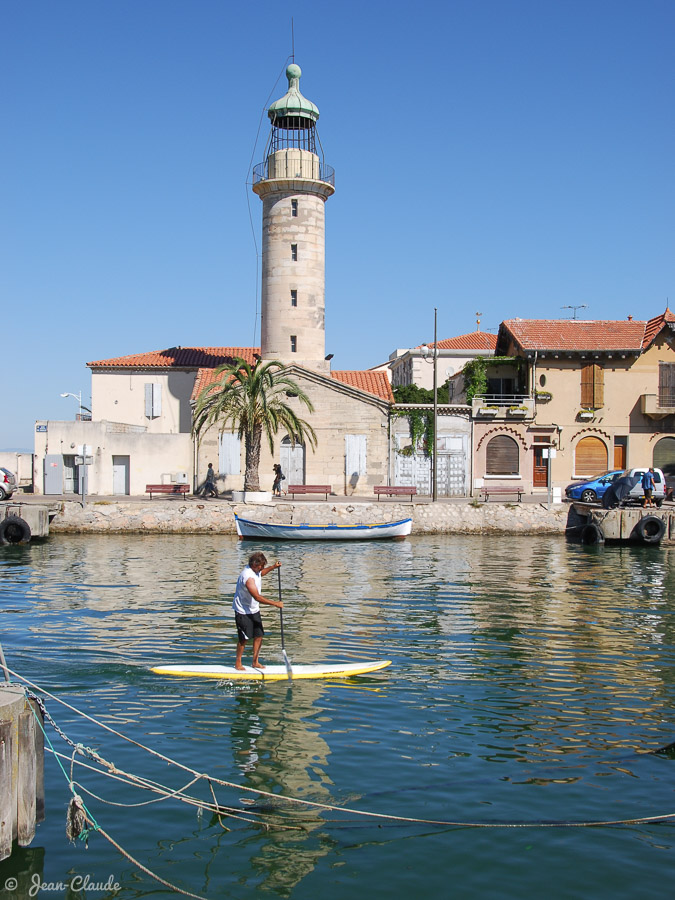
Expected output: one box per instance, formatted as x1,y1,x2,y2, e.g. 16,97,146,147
580,364,594,407
152,383,162,417
486,435,519,475
593,365,604,407
345,435,367,478
659,363,675,406
145,384,153,418
218,433,241,475
575,436,607,476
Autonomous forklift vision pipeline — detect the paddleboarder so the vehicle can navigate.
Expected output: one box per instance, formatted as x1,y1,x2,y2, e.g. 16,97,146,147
233,552,282,670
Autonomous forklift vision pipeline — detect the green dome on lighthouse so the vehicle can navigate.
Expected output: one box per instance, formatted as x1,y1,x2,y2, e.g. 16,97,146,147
268,64,320,124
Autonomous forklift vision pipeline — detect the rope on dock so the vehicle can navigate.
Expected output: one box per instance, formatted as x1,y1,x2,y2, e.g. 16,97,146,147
4,669,675,831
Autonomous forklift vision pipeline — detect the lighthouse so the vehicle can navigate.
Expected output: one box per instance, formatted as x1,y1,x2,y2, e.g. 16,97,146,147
252,64,335,373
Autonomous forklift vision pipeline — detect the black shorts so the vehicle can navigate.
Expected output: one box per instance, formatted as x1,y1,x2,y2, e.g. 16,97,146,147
643,488,653,498
235,611,264,642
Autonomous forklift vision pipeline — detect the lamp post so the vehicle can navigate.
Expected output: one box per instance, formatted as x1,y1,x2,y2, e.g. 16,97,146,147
420,309,439,501
60,391,91,419
432,308,438,502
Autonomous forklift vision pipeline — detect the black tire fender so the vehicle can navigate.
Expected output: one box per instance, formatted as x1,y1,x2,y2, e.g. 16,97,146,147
581,522,605,545
635,516,666,544
0,515,32,545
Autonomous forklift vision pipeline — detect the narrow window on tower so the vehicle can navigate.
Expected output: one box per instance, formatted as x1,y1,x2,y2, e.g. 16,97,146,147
291,244,298,261
290,289,298,307
291,199,298,217
290,335,297,353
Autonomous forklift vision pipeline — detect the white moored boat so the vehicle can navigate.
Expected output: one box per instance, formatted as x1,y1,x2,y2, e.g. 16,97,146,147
234,514,412,541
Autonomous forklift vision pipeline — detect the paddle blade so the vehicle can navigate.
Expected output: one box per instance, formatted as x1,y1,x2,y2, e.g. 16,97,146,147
282,649,293,681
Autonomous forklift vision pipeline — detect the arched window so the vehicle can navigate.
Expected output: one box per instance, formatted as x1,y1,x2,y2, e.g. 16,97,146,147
654,437,675,479
486,435,519,475
575,436,607,476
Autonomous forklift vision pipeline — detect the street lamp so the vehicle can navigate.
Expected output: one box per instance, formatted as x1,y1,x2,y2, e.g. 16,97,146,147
420,308,439,501
60,391,91,419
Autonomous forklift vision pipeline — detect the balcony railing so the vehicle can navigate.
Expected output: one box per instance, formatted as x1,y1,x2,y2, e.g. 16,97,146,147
252,160,335,186
471,395,535,419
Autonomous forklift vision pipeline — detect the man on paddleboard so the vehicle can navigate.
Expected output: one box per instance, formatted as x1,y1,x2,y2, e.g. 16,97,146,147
233,552,282,670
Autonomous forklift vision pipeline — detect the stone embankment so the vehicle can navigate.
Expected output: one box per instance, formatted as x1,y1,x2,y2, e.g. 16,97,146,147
49,499,577,535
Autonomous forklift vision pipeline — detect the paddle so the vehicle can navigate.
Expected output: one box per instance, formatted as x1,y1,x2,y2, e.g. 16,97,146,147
278,565,293,681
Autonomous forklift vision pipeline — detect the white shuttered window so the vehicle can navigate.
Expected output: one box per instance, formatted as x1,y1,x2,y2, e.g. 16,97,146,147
219,433,241,475
144,383,162,418
345,434,367,482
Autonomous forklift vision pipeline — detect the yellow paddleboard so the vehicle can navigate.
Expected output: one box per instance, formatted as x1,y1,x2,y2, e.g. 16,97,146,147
150,660,391,681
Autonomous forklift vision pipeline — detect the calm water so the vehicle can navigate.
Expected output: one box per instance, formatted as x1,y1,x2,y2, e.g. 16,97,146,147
0,533,674,899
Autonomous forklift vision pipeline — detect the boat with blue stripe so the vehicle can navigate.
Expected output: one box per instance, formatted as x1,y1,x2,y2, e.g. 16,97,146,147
235,514,412,541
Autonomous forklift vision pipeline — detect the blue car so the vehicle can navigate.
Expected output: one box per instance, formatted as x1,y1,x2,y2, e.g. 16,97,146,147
565,470,624,503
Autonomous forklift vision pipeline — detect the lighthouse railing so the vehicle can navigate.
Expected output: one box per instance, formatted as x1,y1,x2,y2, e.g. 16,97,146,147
252,161,335,187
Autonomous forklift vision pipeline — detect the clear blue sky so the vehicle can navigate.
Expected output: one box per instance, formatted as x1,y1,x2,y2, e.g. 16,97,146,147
2,0,673,449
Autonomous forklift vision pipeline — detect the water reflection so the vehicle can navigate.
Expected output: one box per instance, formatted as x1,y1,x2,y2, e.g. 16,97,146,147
1,534,674,899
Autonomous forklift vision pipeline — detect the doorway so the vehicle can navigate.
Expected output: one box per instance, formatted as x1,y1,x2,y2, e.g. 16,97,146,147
112,456,130,495
613,436,627,470
532,436,549,488
280,438,305,486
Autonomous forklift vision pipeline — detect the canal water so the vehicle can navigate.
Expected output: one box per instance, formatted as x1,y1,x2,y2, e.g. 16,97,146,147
0,534,674,899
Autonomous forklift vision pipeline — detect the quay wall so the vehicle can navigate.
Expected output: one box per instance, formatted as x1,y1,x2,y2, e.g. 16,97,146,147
47,499,577,536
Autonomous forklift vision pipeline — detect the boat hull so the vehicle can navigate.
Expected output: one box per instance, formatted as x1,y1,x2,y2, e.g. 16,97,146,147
151,660,392,681
235,515,412,541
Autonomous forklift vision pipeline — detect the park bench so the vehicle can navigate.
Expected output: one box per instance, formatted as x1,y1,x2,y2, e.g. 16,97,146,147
145,484,191,499
480,486,524,503
374,485,417,501
287,485,332,500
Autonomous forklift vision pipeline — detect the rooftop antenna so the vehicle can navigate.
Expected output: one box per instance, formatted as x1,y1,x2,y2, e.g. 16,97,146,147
476,311,483,331
561,304,588,319
291,17,295,62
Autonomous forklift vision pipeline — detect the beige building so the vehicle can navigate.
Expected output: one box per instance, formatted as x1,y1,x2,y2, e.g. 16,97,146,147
471,309,675,495
387,331,498,394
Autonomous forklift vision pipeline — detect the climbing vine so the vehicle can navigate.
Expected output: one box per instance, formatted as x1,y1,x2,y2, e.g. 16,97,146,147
463,356,527,403
392,383,451,457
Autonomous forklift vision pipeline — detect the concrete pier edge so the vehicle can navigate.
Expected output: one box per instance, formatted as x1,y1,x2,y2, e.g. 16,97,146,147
45,498,579,536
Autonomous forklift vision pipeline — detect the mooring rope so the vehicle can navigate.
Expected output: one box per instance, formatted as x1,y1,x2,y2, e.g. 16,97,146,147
5,669,675,830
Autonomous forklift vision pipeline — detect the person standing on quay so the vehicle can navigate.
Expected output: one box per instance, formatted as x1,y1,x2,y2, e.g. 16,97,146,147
272,463,285,497
642,467,656,508
233,552,282,670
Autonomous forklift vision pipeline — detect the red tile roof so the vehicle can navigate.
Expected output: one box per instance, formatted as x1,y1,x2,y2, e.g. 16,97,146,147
190,366,395,404
500,319,647,352
422,331,498,351
331,370,394,402
643,308,675,348
88,347,259,369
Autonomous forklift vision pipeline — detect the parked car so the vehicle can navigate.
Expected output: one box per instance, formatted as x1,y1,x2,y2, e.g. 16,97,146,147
565,468,666,505
0,467,17,500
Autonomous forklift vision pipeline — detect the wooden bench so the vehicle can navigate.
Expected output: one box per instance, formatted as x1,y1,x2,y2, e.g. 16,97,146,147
287,485,331,500
145,484,191,499
480,486,523,503
374,485,417,500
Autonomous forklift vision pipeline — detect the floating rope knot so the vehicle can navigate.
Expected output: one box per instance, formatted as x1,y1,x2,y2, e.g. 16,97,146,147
66,792,96,846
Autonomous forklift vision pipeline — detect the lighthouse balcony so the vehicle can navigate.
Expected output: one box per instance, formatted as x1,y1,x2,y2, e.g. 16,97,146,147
253,155,335,186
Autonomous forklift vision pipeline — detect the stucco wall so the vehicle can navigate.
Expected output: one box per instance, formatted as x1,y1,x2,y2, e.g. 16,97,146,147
33,420,191,495
91,370,196,434
195,372,389,496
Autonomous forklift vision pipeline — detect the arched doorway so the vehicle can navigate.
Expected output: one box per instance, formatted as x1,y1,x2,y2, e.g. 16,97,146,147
280,437,305,486
575,436,608,476
653,437,675,481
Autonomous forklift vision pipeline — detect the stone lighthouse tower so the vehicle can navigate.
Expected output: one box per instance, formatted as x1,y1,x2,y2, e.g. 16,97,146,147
252,64,335,373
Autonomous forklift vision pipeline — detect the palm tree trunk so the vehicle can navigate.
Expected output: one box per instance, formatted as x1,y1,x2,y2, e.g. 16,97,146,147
244,427,262,492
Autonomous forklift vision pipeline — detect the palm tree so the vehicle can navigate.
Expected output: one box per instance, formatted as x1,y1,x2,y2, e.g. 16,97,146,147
192,358,317,492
